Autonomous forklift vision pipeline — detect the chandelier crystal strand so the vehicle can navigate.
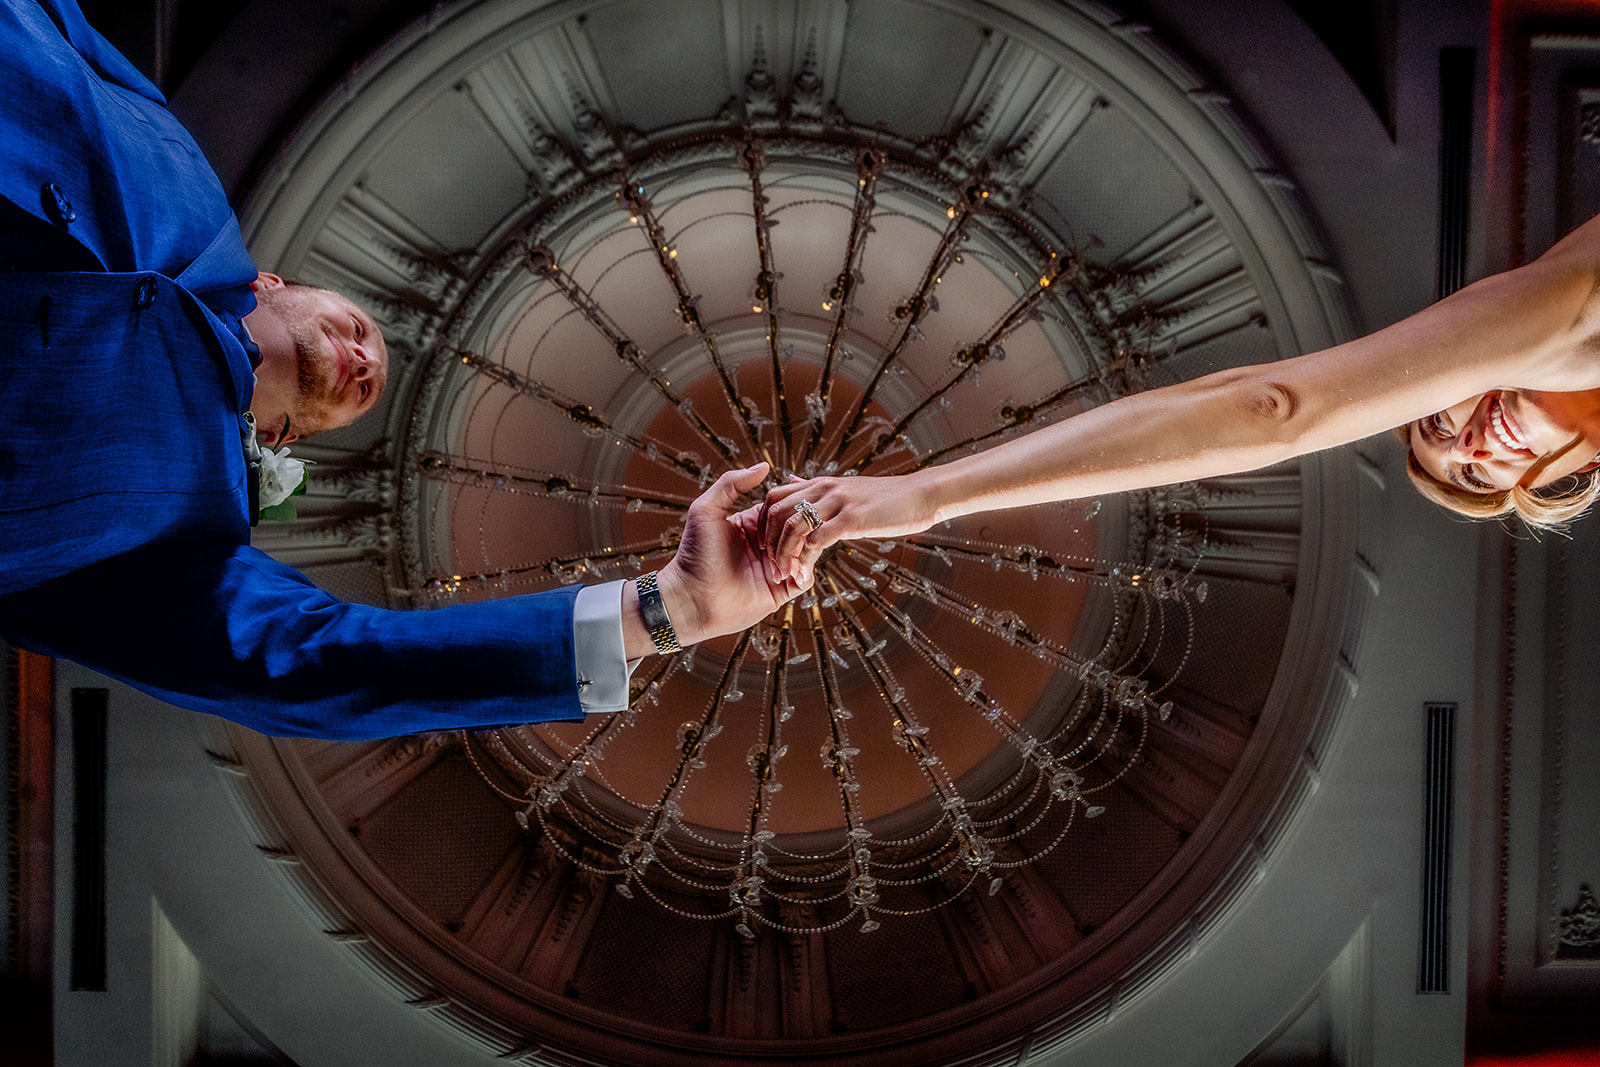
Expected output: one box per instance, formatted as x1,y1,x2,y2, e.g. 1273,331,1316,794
613,631,751,900
800,600,883,933
845,239,1070,474
820,188,978,469
835,547,1128,699
454,350,709,485
905,365,1114,470
797,145,883,469
728,610,792,938
518,691,638,833
519,655,683,877
522,245,743,469
619,178,775,470
834,559,1098,808
416,452,693,515
742,138,795,470
822,582,999,878
820,567,1117,856
895,247,1190,473
416,536,675,602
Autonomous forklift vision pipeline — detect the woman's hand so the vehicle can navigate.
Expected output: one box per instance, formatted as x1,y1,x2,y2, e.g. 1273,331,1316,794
760,473,940,584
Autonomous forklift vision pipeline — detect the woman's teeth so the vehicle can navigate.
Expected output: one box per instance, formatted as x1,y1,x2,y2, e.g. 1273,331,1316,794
1491,400,1526,452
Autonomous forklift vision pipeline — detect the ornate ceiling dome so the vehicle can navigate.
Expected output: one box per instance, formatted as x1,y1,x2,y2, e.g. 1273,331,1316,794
217,1,1378,1062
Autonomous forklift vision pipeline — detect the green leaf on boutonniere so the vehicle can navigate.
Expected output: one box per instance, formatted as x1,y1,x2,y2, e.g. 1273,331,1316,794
259,499,299,523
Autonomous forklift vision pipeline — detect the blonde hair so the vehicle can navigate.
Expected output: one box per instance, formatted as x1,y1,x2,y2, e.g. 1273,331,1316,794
1396,424,1600,530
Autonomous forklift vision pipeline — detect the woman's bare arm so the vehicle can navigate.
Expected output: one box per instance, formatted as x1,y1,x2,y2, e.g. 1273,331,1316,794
761,220,1600,582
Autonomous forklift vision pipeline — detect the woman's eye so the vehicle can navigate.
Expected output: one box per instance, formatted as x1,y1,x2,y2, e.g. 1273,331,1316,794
1426,413,1451,440
1462,464,1493,491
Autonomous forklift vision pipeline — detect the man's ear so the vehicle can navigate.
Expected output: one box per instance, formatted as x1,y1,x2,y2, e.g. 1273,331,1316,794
251,271,285,292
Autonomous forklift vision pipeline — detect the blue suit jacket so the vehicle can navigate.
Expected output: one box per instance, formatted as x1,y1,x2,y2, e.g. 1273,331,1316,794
0,0,586,738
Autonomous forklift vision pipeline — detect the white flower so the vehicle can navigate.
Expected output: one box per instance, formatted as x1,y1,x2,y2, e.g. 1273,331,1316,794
259,447,307,508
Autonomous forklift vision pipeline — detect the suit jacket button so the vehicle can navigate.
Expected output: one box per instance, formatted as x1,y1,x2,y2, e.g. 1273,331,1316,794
135,278,158,308
41,183,76,224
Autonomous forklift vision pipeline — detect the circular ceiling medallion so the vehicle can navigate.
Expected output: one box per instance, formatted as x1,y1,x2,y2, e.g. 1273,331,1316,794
224,1,1371,1063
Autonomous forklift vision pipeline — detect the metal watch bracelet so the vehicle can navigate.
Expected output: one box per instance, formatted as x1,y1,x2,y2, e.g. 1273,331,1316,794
635,571,682,655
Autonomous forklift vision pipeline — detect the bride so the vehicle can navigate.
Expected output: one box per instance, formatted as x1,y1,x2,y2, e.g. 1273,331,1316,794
762,213,1600,583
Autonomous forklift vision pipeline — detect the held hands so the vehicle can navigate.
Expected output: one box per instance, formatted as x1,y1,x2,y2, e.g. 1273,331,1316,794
635,464,809,656
759,472,940,584
622,464,940,656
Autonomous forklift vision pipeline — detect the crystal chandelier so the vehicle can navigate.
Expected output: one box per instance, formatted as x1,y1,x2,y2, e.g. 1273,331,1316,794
400,129,1214,938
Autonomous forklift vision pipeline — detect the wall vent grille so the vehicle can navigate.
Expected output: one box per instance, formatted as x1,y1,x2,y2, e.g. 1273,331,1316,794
1418,700,1457,994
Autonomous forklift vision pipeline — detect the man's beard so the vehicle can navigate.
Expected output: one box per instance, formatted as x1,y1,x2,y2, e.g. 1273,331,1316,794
287,318,332,405
258,284,337,434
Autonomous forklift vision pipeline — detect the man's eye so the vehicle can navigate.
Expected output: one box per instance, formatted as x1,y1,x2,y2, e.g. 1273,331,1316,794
352,316,363,339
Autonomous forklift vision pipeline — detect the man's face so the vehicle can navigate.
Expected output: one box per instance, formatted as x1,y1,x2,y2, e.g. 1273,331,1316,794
242,273,388,445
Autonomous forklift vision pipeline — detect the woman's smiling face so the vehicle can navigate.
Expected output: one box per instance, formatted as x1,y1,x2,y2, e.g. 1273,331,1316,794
1409,388,1600,493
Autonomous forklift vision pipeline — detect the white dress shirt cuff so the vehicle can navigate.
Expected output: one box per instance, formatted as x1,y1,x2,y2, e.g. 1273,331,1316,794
573,580,632,714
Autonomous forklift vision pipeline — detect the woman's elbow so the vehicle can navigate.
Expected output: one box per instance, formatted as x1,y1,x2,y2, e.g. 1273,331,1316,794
1216,374,1297,427
1241,379,1298,421
1217,377,1309,455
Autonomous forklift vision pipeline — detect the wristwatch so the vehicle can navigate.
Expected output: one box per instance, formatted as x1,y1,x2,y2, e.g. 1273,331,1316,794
635,571,682,655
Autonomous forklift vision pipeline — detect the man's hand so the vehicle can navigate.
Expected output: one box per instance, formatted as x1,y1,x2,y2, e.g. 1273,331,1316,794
758,472,941,585
622,463,808,657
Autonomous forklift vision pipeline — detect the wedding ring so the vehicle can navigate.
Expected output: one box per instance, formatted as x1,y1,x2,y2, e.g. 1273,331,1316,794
794,499,824,533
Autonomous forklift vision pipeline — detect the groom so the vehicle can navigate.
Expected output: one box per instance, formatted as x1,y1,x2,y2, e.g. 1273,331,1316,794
0,0,802,739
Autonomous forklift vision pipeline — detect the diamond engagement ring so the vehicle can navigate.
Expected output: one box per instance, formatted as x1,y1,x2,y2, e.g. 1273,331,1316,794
794,499,824,533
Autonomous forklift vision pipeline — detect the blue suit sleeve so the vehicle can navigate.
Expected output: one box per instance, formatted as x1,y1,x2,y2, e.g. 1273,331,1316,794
0,543,586,739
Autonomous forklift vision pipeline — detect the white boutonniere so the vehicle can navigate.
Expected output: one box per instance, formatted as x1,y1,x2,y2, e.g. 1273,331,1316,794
244,412,311,522
259,446,309,518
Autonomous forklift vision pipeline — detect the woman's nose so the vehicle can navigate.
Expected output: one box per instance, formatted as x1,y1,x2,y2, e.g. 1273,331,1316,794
1447,425,1491,462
